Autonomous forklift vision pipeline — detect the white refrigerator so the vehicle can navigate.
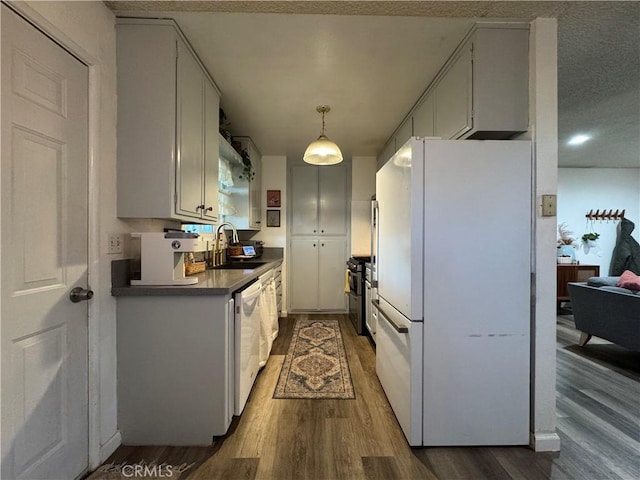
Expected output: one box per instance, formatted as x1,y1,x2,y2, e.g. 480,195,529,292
375,138,531,446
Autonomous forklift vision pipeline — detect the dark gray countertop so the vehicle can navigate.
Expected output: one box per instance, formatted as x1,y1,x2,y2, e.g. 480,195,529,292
111,250,283,297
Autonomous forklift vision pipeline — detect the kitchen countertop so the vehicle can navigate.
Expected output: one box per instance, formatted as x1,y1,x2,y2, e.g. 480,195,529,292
111,251,283,297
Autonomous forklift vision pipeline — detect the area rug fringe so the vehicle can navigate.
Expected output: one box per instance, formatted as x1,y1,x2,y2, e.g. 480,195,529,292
273,318,355,399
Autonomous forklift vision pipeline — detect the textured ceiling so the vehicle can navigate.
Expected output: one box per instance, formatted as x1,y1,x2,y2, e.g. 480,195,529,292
106,1,640,168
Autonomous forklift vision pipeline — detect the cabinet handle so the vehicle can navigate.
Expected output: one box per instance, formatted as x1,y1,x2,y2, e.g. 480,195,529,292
321,243,325,247
205,206,213,212
256,221,261,224
376,302,408,334
313,244,316,247
313,230,317,233
196,204,205,211
321,230,324,233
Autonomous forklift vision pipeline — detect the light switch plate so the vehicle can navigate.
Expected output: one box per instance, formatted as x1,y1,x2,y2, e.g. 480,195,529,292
108,233,123,254
541,195,557,217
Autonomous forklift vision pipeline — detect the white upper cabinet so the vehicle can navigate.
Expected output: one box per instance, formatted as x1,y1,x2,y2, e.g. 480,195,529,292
116,19,220,223
290,164,348,236
394,117,413,151
223,136,262,230
436,25,529,140
379,23,529,161
434,44,473,139
413,92,435,138
203,82,220,222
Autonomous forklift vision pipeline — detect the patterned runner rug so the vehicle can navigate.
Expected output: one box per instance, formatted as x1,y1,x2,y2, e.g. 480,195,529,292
273,318,355,399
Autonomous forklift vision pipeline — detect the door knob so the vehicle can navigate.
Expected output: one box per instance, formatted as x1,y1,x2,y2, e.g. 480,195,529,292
70,287,94,303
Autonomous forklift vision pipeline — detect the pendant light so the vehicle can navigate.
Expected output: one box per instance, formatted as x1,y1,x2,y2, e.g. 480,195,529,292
303,105,343,165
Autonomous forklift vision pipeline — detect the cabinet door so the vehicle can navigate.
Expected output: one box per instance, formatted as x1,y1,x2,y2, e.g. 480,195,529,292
318,166,347,235
249,152,262,229
435,45,472,139
413,92,435,137
395,117,413,149
176,41,204,218
318,238,347,310
290,165,319,235
203,80,219,222
377,140,396,170
289,238,319,310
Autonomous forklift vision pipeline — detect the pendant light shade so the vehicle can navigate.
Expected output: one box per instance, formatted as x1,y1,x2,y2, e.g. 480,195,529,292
303,105,343,165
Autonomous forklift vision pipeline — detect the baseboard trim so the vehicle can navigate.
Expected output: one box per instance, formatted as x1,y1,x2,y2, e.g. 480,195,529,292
530,431,561,451
99,430,122,463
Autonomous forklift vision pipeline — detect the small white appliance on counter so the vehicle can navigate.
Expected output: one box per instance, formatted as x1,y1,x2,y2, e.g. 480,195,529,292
376,138,531,447
131,232,205,286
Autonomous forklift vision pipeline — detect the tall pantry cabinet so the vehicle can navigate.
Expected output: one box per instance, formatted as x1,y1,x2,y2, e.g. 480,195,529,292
289,165,348,311
116,19,220,223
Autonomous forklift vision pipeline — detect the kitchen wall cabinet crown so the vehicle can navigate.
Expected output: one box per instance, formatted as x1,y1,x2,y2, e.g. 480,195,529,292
377,23,529,168
224,136,262,230
116,19,221,223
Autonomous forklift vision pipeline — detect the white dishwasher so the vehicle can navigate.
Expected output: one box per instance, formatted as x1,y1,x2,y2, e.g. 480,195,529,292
234,280,262,415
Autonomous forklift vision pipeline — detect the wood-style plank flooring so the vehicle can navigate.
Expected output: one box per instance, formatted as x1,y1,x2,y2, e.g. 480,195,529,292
88,314,640,480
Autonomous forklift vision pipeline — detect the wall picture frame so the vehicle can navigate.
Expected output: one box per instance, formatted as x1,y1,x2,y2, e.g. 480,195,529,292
266,209,281,227
266,189,281,207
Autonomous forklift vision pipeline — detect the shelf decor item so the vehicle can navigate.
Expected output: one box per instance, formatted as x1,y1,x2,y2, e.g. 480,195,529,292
267,209,280,227
267,190,281,207
557,222,577,263
238,149,255,182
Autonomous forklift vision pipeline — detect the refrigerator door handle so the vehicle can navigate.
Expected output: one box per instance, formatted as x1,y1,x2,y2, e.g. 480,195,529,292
376,302,408,334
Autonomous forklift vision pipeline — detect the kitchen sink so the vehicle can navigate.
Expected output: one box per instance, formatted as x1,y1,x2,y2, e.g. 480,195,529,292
213,262,267,270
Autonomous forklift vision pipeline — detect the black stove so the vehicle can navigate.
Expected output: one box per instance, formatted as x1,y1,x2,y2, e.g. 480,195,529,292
347,256,371,334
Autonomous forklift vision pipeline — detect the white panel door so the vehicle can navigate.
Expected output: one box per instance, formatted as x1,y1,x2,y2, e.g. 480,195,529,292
1,5,89,479
176,40,204,219
318,238,347,310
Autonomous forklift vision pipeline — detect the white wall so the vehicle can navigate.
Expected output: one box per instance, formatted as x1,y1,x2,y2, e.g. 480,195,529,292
253,155,288,313
558,168,640,275
528,18,561,452
351,156,376,256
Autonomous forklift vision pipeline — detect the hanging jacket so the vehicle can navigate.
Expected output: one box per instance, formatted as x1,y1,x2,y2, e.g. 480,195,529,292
609,217,640,275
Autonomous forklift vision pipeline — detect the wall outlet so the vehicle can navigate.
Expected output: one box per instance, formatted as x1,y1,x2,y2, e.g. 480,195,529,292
108,233,124,254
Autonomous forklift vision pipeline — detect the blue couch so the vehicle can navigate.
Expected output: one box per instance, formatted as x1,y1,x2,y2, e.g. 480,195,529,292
568,277,640,351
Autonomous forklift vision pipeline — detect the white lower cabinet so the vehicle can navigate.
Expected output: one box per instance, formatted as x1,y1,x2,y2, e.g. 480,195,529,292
289,237,347,312
117,295,234,445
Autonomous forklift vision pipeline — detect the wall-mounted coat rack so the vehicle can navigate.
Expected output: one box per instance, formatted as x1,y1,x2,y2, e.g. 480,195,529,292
585,209,625,221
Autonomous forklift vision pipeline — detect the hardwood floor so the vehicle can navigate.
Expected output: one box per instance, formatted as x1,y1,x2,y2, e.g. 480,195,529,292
88,314,640,480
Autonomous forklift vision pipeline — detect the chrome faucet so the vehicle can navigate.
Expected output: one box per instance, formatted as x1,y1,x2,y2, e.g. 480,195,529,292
214,222,239,266
216,222,239,245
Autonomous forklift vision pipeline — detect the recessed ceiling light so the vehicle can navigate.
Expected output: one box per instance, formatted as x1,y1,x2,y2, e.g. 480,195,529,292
567,134,591,146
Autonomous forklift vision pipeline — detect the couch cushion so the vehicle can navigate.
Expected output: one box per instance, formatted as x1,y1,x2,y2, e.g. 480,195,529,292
587,276,620,287
617,270,640,291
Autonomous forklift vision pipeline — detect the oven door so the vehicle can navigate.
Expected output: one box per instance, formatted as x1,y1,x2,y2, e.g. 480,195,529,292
347,269,360,295
348,291,362,335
